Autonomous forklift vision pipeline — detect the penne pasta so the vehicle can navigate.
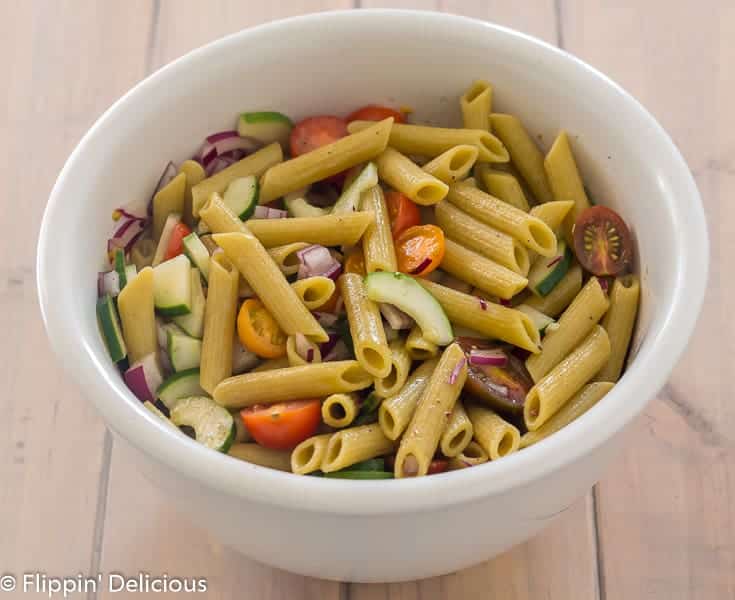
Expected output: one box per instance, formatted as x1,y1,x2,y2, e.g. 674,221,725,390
418,279,541,353
291,433,333,475
213,361,373,409
260,119,392,203
246,213,373,248
395,343,467,477
524,325,611,431
152,173,186,241
404,325,439,360
374,339,412,398
524,263,583,317
268,242,311,276
321,424,395,473
440,238,528,300
422,145,479,184
490,113,553,203
526,277,610,382
440,401,474,457
229,443,292,472
378,359,438,441
130,237,156,271
321,393,360,428
529,200,575,234
360,186,397,272
291,276,336,311
347,120,509,163
595,275,640,382
520,382,614,448
543,131,591,240
339,273,392,378
116,266,157,364
376,147,449,205
212,231,328,342
467,404,521,460
192,142,283,216
447,181,556,256
448,440,488,469
178,159,206,226
475,164,530,211
435,201,530,275
460,80,492,131
200,253,239,394
286,334,322,367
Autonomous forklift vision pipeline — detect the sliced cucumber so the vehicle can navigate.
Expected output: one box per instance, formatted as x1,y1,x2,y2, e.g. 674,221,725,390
167,326,202,372
97,294,127,362
237,111,293,147
516,304,556,333
182,232,210,281
124,264,137,285
170,396,235,452
284,189,327,218
153,254,192,316
365,272,453,345
527,240,572,297
224,175,259,220
332,162,378,214
157,368,206,409
173,268,205,338
113,249,127,289
152,212,182,267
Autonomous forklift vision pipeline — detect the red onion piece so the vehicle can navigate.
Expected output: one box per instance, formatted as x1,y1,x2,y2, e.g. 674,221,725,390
380,303,414,330
98,271,120,297
148,162,178,216
324,263,342,281
478,298,488,311
294,333,312,362
547,255,563,268
499,298,511,307
113,207,147,222
599,277,611,294
253,206,288,219
124,354,163,402
314,312,339,328
410,257,432,275
108,218,146,256
469,349,508,367
205,130,240,144
296,245,339,279
319,333,340,357
306,348,315,363
448,357,466,385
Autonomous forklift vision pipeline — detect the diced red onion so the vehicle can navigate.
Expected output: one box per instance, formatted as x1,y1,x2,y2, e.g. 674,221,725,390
306,348,315,363
205,130,241,144
199,144,217,167
499,298,511,307
324,263,342,281
294,333,312,361
124,354,163,402
469,349,508,367
478,298,488,311
148,162,178,216
448,357,466,385
547,255,563,268
296,245,339,280
98,271,120,297
410,257,432,275
486,380,509,398
113,206,147,222
379,303,414,330
314,312,339,328
319,333,340,357
253,206,288,219
324,340,350,362
599,277,610,294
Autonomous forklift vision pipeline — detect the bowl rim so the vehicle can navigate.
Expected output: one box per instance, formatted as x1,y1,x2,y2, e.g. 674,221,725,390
37,9,709,515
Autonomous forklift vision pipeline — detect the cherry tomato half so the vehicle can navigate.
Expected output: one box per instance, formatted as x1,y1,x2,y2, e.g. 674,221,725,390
163,222,192,261
241,400,321,450
237,298,287,358
385,191,421,238
395,224,446,277
346,105,406,124
573,206,634,276
289,116,348,157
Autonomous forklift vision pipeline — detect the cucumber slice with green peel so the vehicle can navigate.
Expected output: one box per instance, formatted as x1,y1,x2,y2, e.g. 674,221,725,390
516,304,556,333
182,232,210,281
173,268,205,338
284,190,327,218
223,175,259,220
237,111,293,147
332,162,378,214
167,326,202,372
153,254,192,316
365,272,453,345
170,396,235,452
124,264,137,284
157,368,206,409
527,240,572,297
113,249,127,289
97,294,127,362
152,212,182,267
324,471,394,480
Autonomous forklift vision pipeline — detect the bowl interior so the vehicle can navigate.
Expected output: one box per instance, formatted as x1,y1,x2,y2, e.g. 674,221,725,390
38,11,706,512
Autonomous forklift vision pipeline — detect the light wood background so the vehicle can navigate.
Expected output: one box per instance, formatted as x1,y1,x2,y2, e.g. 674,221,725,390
2,1,732,598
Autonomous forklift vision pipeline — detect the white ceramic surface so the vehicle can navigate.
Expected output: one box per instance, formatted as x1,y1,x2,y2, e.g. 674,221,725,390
37,10,708,582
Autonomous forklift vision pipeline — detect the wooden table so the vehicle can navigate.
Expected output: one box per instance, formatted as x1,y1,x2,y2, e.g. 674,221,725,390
2,1,732,598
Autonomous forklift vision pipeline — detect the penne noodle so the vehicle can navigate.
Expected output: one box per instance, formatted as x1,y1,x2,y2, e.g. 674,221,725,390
339,273,392,378
404,324,439,360
246,213,373,248
321,424,395,473
260,119,392,203
348,120,509,163
192,142,283,216
447,181,556,256
524,263,583,317
467,404,521,460
520,382,614,448
440,239,528,300
152,173,186,241
268,242,311,276
379,359,438,441
117,267,157,364
178,159,206,227
490,113,553,203
130,237,156,271
448,440,488,470
228,443,292,472
530,200,575,234
291,276,336,311
374,339,412,398
435,201,530,275
440,401,474,457
417,279,541,353
376,147,449,205
395,343,467,477
475,164,530,211
213,361,373,409
291,433,333,475
595,275,640,382
360,186,397,272
422,145,479,184
524,325,611,431
321,393,360,428
460,80,492,131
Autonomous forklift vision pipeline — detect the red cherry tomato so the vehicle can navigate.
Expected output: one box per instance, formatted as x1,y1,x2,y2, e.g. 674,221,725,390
573,206,634,276
163,222,192,261
385,191,421,238
240,400,321,450
289,116,348,157
346,105,406,124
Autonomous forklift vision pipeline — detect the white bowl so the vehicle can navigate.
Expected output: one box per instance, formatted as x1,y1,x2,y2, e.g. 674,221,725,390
37,10,708,582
